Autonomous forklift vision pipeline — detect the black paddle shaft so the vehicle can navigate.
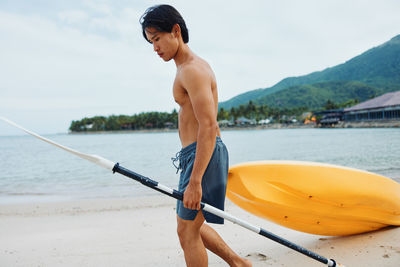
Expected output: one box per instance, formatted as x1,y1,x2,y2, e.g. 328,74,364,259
113,163,183,200
112,163,338,266
258,229,336,266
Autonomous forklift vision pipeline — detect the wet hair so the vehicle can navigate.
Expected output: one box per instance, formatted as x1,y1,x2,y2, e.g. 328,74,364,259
140,5,189,43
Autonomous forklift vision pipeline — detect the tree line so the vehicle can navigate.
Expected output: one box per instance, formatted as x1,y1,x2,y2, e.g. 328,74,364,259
217,101,308,122
69,111,178,132
69,99,355,132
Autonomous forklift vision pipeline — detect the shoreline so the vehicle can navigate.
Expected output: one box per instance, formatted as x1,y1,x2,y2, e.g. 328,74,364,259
1,196,399,266
68,121,400,135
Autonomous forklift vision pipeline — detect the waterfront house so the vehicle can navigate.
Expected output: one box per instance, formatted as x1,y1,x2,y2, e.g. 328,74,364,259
344,91,400,121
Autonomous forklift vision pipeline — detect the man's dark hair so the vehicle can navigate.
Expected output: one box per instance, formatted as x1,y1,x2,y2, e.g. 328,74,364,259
140,5,189,43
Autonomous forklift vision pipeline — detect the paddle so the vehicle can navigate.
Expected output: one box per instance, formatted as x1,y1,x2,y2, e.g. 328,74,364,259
0,117,344,267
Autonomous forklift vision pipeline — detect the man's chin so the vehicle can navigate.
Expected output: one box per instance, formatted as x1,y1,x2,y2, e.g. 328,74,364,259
162,57,172,62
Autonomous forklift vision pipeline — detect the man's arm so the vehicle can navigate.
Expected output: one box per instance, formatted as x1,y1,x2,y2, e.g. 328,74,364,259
180,65,217,211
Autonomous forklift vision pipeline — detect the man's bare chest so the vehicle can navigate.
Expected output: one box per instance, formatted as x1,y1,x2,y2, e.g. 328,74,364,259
173,80,188,107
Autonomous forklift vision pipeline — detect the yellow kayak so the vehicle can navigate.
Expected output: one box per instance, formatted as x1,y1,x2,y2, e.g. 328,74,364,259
227,161,400,236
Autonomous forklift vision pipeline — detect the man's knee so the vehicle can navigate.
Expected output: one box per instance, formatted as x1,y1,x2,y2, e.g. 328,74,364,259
177,219,194,247
176,214,204,248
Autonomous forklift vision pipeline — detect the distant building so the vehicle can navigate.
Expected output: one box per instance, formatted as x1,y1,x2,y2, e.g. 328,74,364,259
164,122,175,129
315,109,344,127
235,117,256,126
258,119,271,125
344,91,400,121
218,120,234,127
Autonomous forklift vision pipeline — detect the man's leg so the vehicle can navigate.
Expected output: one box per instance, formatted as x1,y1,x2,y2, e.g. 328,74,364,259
177,212,208,267
200,223,252,267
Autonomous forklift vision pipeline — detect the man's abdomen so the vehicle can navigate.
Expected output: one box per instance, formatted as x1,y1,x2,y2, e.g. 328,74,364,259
178,108,199,147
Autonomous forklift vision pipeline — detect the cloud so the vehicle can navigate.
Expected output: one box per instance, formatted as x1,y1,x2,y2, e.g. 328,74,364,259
83,0,113,16
0,7,177,135
58,10,89,24
0,9,172,96
1,0,400,135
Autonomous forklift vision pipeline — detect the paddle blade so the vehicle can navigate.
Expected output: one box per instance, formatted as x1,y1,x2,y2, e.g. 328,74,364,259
0,117,116,171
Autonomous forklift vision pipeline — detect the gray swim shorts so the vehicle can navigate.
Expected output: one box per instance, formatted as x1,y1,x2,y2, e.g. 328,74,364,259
172,136,228,224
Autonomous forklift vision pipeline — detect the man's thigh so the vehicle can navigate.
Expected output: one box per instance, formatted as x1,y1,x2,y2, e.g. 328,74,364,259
176,211,205,234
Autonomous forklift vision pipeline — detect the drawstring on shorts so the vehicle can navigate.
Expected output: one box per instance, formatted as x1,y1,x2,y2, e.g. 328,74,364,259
171,141,198,174
171,151,182,174
171,137,222,174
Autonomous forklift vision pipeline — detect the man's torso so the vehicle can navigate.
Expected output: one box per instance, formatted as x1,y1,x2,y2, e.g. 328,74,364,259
173,56,221,147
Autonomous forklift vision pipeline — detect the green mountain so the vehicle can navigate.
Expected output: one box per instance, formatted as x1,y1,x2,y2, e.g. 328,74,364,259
220,34,400,110
255,81,382,109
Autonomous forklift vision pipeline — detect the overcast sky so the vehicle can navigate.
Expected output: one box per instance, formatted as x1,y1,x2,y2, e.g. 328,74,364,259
1,0,400,135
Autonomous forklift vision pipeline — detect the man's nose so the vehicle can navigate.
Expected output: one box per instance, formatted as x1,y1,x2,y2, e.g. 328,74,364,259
153,43,159,52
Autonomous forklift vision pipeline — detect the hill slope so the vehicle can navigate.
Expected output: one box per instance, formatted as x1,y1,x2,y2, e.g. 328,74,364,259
220,34,400,110
254,81,382,109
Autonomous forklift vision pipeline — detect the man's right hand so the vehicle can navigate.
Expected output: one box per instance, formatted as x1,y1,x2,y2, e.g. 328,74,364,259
183,180,202,210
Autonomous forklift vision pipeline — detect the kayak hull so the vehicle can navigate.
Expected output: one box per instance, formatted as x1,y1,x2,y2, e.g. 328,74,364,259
227,161,400,236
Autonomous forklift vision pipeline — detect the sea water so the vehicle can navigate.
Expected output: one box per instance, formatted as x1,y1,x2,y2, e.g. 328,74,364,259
0,128,399,204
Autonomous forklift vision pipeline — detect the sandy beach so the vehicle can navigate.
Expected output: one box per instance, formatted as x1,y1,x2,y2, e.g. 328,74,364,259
1,196,399,267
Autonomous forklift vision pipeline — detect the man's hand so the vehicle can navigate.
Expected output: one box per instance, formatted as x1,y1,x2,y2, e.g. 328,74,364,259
183,180,202,210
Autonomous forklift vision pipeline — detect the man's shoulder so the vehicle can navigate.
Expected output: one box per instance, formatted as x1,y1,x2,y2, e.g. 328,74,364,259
179,58,212,82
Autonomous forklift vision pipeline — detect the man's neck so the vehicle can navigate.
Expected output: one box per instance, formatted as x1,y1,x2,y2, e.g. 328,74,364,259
173,43,192,67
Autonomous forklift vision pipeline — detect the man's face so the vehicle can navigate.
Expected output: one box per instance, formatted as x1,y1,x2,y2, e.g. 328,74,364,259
145,27,178,62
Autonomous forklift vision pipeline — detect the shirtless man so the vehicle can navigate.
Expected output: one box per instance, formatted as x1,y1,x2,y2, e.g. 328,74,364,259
140,5,251,267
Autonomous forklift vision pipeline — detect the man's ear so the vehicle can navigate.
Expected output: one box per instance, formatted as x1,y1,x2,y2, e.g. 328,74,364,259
172,24,181,38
